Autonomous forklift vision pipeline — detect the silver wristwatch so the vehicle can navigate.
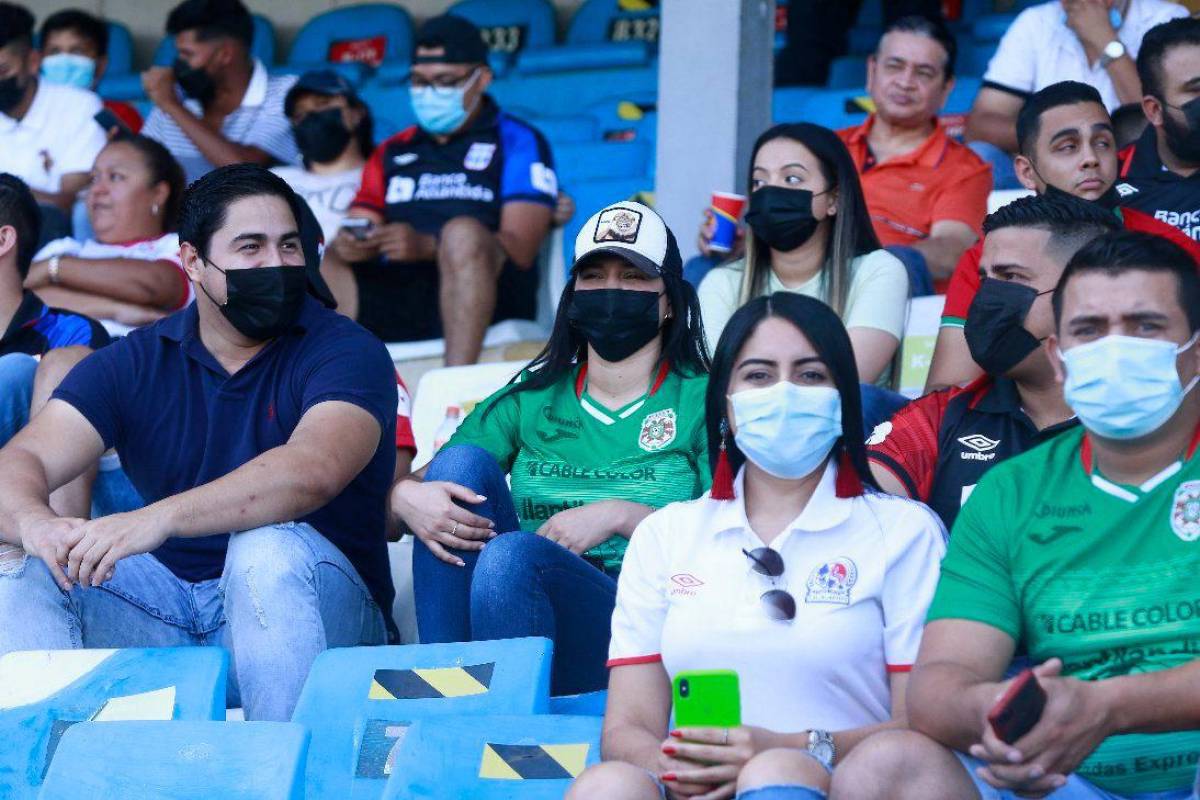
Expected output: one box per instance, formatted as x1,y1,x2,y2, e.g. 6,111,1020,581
806,729,835,769
1100,39,1127,68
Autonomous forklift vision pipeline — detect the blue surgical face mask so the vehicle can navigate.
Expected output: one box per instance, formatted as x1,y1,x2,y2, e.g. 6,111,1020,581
1060,332,1200,440
40,53,96,89
410,70,481,135
1060,6,1123,30
730,382,843,479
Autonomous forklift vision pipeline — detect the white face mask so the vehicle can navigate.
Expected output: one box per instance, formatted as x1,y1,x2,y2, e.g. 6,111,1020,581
1059,332,1200,440
730,382,842,479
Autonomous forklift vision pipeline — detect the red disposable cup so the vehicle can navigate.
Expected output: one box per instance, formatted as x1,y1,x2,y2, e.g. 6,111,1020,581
709,191,747,253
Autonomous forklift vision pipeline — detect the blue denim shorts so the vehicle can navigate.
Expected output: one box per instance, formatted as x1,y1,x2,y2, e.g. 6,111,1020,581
954,752,1196,800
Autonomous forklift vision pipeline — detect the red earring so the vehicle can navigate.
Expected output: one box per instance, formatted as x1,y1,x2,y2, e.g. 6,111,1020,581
711,419,736,501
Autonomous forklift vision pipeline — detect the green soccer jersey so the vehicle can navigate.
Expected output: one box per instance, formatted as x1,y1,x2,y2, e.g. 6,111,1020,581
447,362,711,573
929,426,1200,794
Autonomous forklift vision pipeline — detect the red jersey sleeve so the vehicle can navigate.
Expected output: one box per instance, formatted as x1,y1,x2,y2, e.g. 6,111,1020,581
1120,206,1200,266
941,241,984,324
867,389,954,501
395,371,416,454
352,141,389,213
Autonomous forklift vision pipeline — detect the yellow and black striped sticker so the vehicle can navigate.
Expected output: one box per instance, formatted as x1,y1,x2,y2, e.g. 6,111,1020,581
478,743,590,780
368,662,495,700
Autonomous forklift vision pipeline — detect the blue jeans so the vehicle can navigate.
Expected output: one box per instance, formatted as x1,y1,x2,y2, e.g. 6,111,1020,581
0,521,386,721
0,352,36,447
968,140,1021,191
737,786,827,799
954,753,1197,800
411,445,618,695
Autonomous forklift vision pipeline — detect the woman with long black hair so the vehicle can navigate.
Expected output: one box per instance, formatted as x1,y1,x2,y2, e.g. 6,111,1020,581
389,201,710,694
569,293,944,800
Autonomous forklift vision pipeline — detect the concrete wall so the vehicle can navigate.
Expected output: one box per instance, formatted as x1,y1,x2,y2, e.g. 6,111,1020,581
30,0,587,67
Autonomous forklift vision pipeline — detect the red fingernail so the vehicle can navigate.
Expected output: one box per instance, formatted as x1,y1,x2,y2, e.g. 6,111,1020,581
669,730,682,738
661,745,676,755
661,772,676,782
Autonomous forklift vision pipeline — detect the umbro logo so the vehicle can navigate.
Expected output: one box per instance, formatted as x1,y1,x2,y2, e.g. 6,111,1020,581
393,153,419,166
1115,182,1138,197
958,434,999,462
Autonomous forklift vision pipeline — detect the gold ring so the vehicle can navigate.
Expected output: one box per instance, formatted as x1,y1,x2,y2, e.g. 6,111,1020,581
450,522,459,537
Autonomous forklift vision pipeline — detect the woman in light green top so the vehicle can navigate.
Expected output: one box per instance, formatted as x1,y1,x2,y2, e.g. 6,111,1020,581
698,123,909,385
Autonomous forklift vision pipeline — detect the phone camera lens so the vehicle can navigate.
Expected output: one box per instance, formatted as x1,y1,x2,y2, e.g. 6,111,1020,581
679,679,689,697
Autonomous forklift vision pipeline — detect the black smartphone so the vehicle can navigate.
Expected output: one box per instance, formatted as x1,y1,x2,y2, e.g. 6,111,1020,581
987,669,1047,744
340,217,375,241
94,108,130,135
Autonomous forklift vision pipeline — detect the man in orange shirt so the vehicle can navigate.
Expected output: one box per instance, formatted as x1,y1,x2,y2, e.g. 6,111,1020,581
694,16,990,295
839,15,992,293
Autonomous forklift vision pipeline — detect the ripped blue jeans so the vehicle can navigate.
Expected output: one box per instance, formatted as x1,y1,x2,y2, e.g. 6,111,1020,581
0,521,385,721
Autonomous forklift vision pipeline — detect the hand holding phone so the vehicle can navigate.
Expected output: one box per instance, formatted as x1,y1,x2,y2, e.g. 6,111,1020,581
340,217,375,241
987,668,1047,745
93,109,131,137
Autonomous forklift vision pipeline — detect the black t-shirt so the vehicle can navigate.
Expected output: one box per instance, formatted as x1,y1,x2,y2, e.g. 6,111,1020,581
1115,126,1200,240
868,376,1078,530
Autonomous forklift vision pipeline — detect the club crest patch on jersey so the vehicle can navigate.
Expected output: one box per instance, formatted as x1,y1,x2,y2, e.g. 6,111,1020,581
1171,480,1200,542
638,408,676,452
805,558,858,605
595,208,642,244
464,142,496,171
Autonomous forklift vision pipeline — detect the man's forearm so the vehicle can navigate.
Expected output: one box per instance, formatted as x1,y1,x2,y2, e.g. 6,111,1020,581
0,447,58,545
965,110,1018,153
1103,659,1200,735
913,235,971,281
155,441,351,539
163,102,271,167
907,662,1002,751
1106,57,1143,106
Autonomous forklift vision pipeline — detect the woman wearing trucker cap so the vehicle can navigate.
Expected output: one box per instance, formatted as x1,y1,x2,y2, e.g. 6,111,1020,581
389,201,711,694
569,294,944,800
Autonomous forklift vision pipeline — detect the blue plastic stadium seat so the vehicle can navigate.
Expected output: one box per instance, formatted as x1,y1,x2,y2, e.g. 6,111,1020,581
0,648,227,799
581,92,657,142
549,690,607,716
567,0,660,46
154,13,276,66
292,638,553,800
287,4,414,70
960,41,997,79
771,86,819,123
555,140,652,185
96,73,146,102
943,76,982,117
523,114,599,146
40,721,308,800
382,714,602,799
847,24,881,55
267,61,370,86
105,22,135,76
973,13,1017,44
773,87,869,129
449,0,557,57
855,0,883,28
516,41,653,75
489,65,658,118
827,55,867,89
358,82,417,141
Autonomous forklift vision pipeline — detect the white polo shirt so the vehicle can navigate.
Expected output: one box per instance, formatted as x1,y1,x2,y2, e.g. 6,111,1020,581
143,59,300,185
984,0,1188,111
609,464,946,733
0,81,106,194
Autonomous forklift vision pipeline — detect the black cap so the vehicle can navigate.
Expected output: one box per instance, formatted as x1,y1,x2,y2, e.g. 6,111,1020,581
413,14,488,65
284,69,360,118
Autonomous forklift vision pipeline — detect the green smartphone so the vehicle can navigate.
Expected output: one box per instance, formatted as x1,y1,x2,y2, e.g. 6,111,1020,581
672,669,741,728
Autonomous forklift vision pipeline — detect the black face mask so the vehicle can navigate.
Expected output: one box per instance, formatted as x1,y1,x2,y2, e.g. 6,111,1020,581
567,288,662,363
1040,181,1120,212
0,74,26,115
200,261,308,341
744,186,822,252
965,277,1050,376
293,108,352,164
1162,96,1200,164
174,58,216,105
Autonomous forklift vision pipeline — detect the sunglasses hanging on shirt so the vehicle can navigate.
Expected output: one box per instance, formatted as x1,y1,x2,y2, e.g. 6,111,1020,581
742,546,797,622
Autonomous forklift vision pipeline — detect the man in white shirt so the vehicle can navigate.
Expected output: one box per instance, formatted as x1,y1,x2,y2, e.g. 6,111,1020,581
967,0,1188,189
141,0,299,184
0,3,106,217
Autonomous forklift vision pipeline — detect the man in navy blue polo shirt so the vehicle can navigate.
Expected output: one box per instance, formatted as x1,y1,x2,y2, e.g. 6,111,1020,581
0,172,108,450
322,14,557,365
0,165,397,722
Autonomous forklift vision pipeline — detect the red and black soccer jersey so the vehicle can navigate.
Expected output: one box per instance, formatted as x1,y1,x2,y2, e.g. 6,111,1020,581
867,376,1077,530
352,96,557,236
1115,126,1200,241
0,290,109,357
